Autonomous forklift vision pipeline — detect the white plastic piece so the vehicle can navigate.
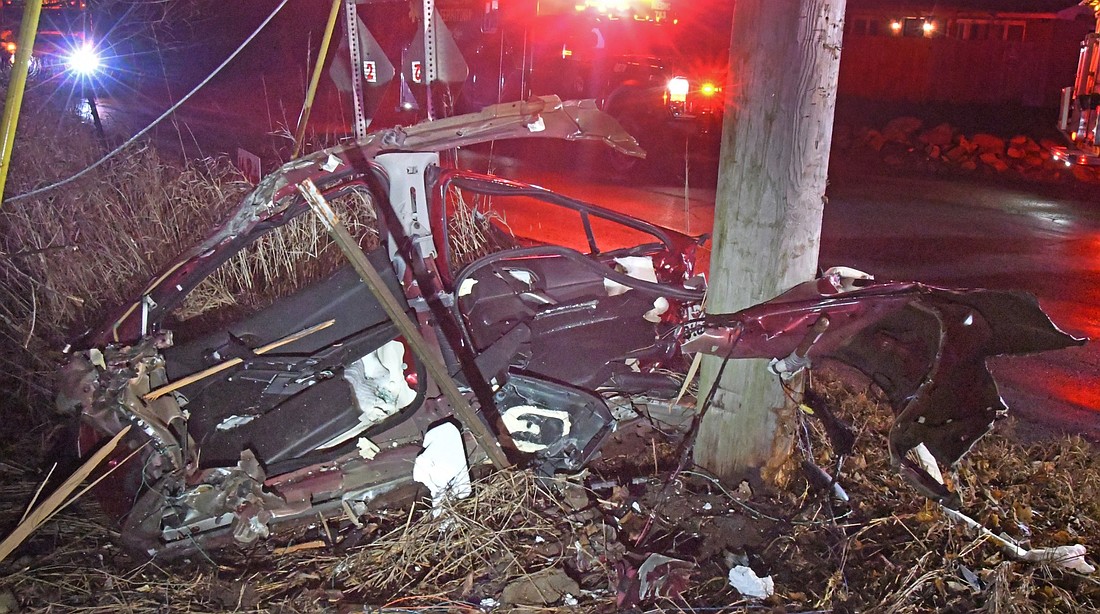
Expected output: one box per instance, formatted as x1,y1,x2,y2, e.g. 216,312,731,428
1021,544,1095,573
604,256,658,296
357,438,380,460
728,565,775,599
458,278,478,297
822,266,874,293
644,297,670,323
412,421,472,516
320,153,342,172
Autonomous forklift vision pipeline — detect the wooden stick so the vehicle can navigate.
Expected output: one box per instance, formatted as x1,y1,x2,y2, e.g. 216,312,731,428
144,319,335,401
298,179,512,470
0,425,132,564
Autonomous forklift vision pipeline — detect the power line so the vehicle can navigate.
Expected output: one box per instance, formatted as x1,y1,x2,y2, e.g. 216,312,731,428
4,0,292,205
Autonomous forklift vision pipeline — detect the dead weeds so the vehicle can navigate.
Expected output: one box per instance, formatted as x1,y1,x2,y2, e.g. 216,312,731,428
0,370,1096,612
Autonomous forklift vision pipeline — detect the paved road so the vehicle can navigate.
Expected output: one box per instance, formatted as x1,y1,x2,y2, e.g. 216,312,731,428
479,152,1100,441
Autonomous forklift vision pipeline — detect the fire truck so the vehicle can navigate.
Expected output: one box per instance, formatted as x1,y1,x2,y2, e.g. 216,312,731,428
462,0,729,174
0,0,100,79
339,0,729,175
1053,1,1100,166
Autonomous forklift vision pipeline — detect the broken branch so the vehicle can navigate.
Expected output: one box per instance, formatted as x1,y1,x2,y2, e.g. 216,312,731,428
0,425,132,564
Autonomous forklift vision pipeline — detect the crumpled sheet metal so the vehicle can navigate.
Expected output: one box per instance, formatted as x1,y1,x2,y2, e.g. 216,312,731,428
84,97,642,348
687,280,1084,484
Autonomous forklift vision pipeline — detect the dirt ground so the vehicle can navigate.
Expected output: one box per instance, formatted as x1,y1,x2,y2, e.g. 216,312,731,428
0,370,1096,613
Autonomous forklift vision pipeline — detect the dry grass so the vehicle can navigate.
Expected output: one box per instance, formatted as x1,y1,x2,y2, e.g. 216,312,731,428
336,470,588,598
445,186,512,274
0,372,1095,612
765,372,1100,613
0,468,611,612
0,90,378,410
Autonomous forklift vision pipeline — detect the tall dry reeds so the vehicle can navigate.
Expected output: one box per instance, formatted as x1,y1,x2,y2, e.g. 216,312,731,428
0,89,377,414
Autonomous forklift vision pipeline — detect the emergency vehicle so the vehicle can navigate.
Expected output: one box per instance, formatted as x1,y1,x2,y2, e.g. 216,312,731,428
462,0,729,174
337,0,729,175
1053,1,1100,165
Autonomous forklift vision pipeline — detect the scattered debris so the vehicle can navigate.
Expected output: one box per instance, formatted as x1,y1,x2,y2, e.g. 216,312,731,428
836,116,1100,186
500,567,580,606
727,565,775,600
637,553,693,600
412,421,472,516
1,384,1098,611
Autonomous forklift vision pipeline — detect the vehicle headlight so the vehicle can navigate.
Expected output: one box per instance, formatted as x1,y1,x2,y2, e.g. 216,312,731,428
667,76,689,103
66,44,100,76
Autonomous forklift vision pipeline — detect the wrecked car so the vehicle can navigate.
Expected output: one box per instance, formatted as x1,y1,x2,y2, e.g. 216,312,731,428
55,96,1082,557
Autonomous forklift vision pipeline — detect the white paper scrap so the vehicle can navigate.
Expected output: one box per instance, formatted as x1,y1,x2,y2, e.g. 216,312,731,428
412,421,472,516
728,565,775,599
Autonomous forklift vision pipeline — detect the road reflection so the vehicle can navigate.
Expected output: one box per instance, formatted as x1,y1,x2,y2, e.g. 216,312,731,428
483,154,1099,438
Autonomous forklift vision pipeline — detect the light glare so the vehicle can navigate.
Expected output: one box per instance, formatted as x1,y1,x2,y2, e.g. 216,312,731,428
67,44,100,75
667,76,689,102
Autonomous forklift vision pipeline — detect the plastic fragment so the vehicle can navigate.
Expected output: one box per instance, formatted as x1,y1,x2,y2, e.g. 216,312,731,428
412,421,471,517
728,565,774,599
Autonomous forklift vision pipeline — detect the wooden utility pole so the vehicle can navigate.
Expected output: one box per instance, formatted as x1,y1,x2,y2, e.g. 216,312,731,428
695,0,846,483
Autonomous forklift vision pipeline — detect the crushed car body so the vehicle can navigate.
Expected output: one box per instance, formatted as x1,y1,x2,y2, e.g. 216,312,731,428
54,95,1084,556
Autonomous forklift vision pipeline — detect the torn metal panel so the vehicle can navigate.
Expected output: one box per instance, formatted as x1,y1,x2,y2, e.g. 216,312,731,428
685,276,1084,478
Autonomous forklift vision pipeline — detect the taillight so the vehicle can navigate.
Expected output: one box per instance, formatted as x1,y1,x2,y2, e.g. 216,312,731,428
700,81,718,97
3,42,15,54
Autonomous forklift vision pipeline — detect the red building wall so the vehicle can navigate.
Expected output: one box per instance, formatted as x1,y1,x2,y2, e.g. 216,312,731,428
838,12,1094,106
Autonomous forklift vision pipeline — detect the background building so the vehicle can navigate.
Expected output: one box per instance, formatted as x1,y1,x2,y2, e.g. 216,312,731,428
840,0,1096,106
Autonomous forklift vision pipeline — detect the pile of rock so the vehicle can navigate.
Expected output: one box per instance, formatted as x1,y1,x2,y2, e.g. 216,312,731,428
837,116,1100,185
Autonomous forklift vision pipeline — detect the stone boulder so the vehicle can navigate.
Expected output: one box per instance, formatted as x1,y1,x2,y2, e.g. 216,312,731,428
971,133,1006,155
882,116,923,143
918,122,956,147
